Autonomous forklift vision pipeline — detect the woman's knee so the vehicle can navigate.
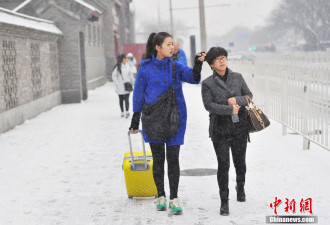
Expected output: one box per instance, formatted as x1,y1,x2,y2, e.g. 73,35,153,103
218,160,230,172
166,145,180,164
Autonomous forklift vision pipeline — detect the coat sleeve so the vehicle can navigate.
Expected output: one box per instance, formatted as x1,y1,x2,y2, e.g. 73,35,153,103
112,68,119,86
235,74,253,106
201,81,233,115
132,65,147,113
176,62,200,84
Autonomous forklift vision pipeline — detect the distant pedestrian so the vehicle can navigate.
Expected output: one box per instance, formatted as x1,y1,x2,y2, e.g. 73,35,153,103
172,41,187,66
201,47,253,216
129,32,205,214
127,52,137,77
112,53,135,118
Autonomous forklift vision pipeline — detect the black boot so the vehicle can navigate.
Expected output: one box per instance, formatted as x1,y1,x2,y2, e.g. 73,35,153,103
220,201,229,216
236,185,246,202
220,190,229,216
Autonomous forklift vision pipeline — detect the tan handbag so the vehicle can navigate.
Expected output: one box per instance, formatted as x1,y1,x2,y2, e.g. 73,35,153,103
245,96,270,132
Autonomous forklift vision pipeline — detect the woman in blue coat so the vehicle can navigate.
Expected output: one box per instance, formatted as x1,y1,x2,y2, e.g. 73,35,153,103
129,32,205,214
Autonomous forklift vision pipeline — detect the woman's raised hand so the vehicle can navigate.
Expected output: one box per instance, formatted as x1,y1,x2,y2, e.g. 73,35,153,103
196,52,206,62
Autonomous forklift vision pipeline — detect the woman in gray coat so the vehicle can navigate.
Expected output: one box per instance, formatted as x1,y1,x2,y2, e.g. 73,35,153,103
112,53,135,118
201,47,253,216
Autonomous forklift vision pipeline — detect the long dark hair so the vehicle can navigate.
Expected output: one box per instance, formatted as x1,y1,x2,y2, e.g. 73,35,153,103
145,32,172,59
113,53,127,74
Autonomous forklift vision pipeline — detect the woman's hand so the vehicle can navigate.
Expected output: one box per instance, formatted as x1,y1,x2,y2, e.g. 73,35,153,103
227,97,237,105
232,104,241,114
130,128,138,134
196,52,206,62
129,112,141,134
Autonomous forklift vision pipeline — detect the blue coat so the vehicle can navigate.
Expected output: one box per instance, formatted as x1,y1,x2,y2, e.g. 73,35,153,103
133,55,200,146
176,48,187,66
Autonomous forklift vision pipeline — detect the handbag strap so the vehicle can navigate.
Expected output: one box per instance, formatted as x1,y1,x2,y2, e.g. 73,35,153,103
116,64,127,82
245,95,255,108
171,61,176,83
171,61,176,100
117,67,124,81
245,95,260,111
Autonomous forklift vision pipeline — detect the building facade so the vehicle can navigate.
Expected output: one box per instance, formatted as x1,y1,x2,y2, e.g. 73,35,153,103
0,0,134,133
0,7,62,133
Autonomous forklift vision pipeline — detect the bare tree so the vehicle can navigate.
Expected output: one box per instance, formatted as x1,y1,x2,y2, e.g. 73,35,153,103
270,0,330,50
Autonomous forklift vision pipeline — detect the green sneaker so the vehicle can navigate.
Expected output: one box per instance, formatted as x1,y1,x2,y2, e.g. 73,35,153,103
169,198,182,215
157,196,167,211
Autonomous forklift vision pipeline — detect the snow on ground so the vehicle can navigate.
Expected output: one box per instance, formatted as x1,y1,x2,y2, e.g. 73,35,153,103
0,81,329,225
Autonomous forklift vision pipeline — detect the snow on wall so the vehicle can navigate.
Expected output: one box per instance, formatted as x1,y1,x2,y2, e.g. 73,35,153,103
0,7,62,35
74,0,102,14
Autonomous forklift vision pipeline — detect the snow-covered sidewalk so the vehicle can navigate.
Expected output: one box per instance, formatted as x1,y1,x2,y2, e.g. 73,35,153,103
0,82,329,225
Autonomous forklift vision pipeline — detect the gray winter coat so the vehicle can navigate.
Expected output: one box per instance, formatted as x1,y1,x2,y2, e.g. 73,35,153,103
201,68,253,139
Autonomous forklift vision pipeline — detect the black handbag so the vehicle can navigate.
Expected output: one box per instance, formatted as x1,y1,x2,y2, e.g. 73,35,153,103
124,82,133,92
141,61,179,140
118,69,133,92
245,95,270,132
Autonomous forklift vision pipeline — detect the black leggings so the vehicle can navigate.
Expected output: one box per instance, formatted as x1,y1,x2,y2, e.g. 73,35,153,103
212,137,247,200
118,94,130,112
149,143,180,200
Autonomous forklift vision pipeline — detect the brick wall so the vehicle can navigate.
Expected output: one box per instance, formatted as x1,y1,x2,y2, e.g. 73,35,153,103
0,23,61,114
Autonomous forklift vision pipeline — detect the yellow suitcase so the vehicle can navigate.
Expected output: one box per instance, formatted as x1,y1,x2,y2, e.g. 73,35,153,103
123,130,157,199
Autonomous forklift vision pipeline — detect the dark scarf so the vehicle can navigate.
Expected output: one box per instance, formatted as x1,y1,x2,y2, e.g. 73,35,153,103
214,68,228,83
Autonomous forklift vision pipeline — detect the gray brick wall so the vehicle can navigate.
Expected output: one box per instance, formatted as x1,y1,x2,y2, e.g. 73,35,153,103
0,23,61,114
0,20,61,133
85,20,107,89
57,23,83,103
102,8,116,81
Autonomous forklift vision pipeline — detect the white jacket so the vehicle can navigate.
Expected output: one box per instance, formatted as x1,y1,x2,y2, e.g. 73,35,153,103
127,58,137,74
112,63,135,95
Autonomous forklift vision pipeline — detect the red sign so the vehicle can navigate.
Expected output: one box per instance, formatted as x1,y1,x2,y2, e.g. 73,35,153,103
270,197,313,215
123,43,146,65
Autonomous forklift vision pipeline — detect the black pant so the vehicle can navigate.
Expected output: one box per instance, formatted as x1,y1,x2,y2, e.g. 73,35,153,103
149,143,180,200
212,137,247,201
118,94,130,112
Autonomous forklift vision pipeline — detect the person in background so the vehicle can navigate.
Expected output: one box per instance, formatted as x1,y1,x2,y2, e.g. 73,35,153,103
127,52,137,77
129,32,205,215
112,53,135,118
172,41,187,66
201,47,253,216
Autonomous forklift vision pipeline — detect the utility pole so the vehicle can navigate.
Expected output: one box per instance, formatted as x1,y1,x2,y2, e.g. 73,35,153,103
199,0,207,51
169,0,174,35
158,0,161,28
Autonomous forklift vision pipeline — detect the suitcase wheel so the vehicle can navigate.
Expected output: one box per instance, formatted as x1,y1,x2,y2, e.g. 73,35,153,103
128,195,133,199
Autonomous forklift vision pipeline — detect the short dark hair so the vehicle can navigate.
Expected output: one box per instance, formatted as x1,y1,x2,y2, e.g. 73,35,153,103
205,47,228,65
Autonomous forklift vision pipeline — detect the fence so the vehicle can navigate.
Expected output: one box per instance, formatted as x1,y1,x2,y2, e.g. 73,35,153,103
255,52,330,66
230,59,330,151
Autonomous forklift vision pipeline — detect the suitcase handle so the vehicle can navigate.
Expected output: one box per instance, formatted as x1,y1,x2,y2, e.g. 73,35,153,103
127,130,148,170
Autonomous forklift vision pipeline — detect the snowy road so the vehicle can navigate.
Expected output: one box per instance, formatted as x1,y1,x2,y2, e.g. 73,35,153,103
0,81,329,225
